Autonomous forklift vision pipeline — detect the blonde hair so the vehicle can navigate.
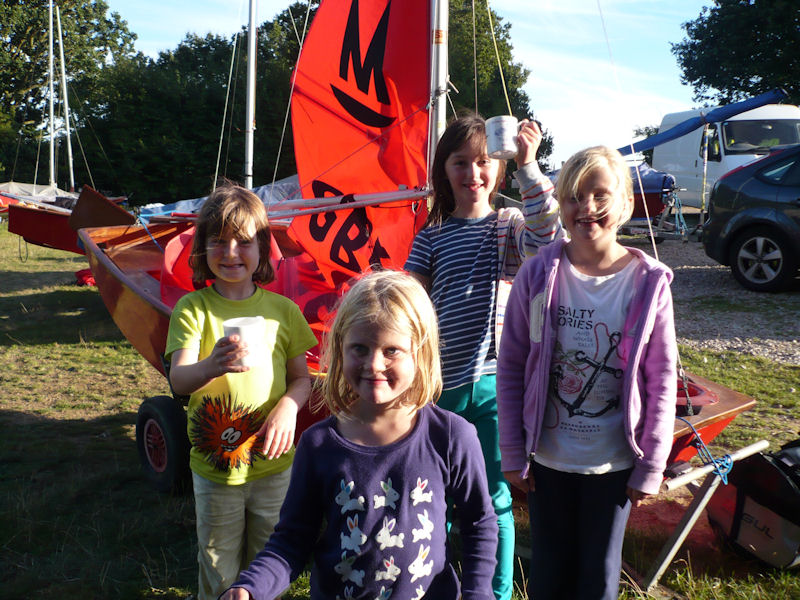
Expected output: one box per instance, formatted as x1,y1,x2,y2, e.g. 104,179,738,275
189,184,274,287
320,270,442,416
555,146,634,229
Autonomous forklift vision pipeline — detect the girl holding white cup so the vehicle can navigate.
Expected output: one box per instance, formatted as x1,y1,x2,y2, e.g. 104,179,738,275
404,113,564,600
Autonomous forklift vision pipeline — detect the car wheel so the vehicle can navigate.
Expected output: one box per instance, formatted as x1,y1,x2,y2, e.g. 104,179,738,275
729,226,798,292
136,395,191,493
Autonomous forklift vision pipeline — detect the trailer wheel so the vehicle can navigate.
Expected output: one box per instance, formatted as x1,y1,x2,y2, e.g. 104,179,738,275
136,395,191,493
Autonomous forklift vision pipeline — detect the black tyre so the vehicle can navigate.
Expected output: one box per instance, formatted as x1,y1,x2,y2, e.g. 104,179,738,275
136,395,191,493
729,226,798,292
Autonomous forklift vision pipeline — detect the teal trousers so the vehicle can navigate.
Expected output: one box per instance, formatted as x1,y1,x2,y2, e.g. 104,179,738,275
438,374,514,600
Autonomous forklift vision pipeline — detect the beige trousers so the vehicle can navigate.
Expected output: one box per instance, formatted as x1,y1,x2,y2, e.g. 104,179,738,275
193,467,292,600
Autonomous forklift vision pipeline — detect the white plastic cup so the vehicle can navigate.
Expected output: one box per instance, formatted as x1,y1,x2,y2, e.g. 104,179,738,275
223,316,266,368
485,115,519,160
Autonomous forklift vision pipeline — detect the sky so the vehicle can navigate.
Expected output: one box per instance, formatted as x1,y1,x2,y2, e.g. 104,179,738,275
105,0,712,167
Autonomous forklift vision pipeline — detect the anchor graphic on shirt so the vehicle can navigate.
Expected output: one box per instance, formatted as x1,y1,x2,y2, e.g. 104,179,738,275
551,331,623,418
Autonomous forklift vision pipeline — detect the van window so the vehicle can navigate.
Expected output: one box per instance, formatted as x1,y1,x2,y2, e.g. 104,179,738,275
699,125,721,162
722,119,800,155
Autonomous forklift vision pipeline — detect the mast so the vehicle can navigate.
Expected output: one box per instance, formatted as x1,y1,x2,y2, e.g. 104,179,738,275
428,0,448,183
244,0,257,189
56,6,75,192
48,0,56,188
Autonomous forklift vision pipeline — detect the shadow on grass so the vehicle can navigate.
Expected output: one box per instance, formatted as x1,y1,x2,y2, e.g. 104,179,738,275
1,267,89,294
0,285,124,346
0,408,197,599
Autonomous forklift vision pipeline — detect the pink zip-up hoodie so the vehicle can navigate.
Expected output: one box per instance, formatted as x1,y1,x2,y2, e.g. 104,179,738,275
496,238,678,495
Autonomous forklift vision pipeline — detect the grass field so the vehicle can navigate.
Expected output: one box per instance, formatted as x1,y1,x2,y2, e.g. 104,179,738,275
1,221,799,599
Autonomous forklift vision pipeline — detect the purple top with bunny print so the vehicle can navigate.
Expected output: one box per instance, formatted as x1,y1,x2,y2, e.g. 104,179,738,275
230,404,498,599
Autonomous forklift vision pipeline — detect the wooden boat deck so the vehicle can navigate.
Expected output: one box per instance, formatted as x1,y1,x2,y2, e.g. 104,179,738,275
670,372,756,464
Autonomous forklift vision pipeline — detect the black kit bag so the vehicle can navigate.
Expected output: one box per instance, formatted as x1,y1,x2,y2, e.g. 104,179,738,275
706,438,800,568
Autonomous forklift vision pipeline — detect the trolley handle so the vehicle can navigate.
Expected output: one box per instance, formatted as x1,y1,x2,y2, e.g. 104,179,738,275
661,439,769,492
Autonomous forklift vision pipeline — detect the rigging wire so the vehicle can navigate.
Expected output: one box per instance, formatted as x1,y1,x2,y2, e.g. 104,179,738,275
70,119,95,190
485,1,512,116
269,2,314,204
472,0,478,112
33,133,43,188
69,86,124,194
214,31,240,191
224,33,244,181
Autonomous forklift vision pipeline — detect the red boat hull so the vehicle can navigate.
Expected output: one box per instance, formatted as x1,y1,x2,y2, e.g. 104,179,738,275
9,203,83,254
9,186,135,255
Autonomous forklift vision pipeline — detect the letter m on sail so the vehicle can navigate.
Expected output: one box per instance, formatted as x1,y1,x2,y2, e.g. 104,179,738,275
331,0,395,128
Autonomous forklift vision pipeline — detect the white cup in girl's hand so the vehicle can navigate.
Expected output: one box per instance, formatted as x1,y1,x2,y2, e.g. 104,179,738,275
486,115,519,160
223,316,266,368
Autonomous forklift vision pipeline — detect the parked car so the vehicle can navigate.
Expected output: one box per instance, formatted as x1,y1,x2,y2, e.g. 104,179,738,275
702,145,800,292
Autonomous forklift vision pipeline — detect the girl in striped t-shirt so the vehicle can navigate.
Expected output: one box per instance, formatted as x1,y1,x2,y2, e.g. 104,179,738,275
405,113,563,600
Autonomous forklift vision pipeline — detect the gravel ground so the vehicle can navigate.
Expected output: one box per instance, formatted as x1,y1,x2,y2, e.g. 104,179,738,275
629,237,800,365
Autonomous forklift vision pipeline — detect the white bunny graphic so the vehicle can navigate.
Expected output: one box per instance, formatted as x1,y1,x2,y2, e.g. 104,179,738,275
373,478,400,510
374,555,401,582
410,478,432,506
408,545,433,583
335,586,355,600
340,515,367,553
374,516,405,550
411,509,434,542
335,480,365,514
374,586,393,600
334,552,365,586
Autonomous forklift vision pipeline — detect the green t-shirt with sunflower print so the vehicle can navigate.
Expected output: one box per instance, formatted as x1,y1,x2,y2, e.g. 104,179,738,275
166,285,317,485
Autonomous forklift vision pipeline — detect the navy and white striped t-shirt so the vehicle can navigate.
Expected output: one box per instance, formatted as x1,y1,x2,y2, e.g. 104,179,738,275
405,214,499,390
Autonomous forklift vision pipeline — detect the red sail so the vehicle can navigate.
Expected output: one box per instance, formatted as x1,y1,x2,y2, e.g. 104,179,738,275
287,0,430,289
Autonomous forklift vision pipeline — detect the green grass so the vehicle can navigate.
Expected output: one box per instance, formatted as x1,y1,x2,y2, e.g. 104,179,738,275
2,221,799,599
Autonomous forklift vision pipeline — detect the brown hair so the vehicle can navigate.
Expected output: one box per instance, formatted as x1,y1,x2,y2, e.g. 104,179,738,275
189,184,275,287
319,270,442,416
426,113,507,227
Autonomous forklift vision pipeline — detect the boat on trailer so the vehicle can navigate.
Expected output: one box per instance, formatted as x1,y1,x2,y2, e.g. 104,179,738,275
78,0,756,494
78,212,754,493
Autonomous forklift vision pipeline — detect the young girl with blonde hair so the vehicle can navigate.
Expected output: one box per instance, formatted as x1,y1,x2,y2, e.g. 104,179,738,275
221,270,498,600
497,146,677,599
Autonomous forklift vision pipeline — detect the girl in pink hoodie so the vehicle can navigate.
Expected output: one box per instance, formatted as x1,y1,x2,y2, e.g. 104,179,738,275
497,146,677,600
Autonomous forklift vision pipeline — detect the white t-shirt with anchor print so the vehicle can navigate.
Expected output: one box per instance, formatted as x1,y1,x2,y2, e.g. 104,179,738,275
535,255,641,474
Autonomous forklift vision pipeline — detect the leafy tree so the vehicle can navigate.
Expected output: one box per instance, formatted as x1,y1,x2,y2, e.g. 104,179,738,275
633,125,658,166
672,0,800,105
0,0,136,184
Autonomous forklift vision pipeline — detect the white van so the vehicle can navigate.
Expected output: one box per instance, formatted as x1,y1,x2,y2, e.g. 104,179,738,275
651,103,800,208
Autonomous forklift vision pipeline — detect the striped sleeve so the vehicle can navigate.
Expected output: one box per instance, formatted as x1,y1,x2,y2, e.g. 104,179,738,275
513,162,564,259
404,227,433,277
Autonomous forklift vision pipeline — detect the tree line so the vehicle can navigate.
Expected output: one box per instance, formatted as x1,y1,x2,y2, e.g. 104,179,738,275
0,0,547,205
